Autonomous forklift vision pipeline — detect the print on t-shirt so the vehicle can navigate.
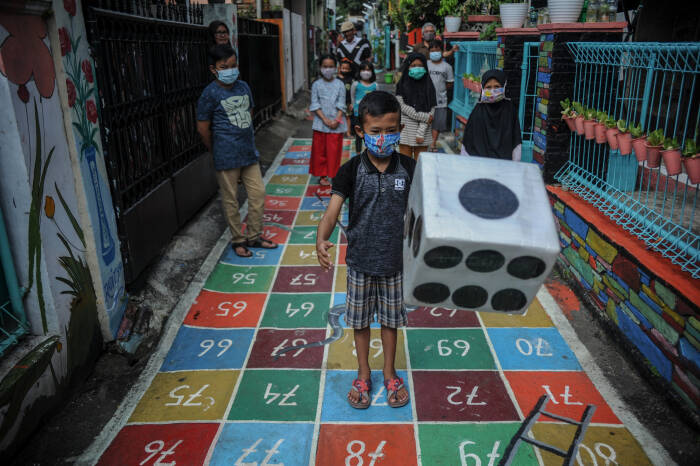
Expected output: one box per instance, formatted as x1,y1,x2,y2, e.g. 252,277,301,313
221,94,252,129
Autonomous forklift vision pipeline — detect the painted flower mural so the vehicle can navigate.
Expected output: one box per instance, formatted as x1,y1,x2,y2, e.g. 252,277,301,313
64,0,77,17
81,59,93,83
59,27,71,56
66,79,76,107
86,99,98,124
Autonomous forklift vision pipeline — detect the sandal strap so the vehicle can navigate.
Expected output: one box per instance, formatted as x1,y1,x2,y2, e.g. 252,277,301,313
384,377,404,393
352,378,371,393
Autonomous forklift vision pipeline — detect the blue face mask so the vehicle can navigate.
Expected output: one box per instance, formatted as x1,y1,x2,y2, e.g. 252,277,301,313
429,51,442,62
364,132,401,158
217,67,239,84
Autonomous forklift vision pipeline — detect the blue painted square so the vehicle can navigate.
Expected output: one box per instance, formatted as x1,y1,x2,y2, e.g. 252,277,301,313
321,370,413,422
618,307,671,380
275,165,309,174
220,245,284,266
285,150,311,159
487,328,582,371
564,207,589,240
209,422,314,466
160,327,254,371
300,197,328,211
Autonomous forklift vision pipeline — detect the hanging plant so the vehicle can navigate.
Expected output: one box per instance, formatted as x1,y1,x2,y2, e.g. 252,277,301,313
616,120,632,155
645,129,665,168
661,137,682,176
682,139,700,184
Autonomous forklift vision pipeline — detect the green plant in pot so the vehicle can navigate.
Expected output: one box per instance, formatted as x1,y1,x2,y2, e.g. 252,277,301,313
682,139,700,184
583,107,597,140
629,123,647,162
594,111,608,144
560,99,576,131
605,116,619,150
661,137,682,176
645,129,664,168
616,120,632,155
572,101,585,135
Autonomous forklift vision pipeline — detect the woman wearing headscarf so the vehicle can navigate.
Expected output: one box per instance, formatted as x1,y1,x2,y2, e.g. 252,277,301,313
396,52,437,159
461,69,522,160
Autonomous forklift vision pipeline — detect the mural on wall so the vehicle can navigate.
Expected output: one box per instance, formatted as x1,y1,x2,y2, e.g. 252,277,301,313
56,0,127,336
203,3,238,51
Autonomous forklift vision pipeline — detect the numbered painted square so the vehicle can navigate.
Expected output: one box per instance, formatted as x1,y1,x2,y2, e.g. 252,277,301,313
405,329,496,370
209,422,314,466
266,183,306,197
289,225,339,245
418,423,538,466
264,196,301,211
275,165,308,175
316,424,417,466
273,266,334,293
260,225,291,245
411,370,519,422
294,210,324,226
184,291,266,328
260,293,331,328
321,370,413,422
220,244,283,266
269,174,309,185
281,157,310,166
204,264,276,293
282,244,321,266
161,327,253,371
480,297,553,327
300,196,328,211
229,369,320,421
334,266,347,292
305,184,331,197
130,371,238,422
326,328,406,370
407,306,481,327
285,149,311,158
97,423,219,466
487,327,581,370
246,329,326,368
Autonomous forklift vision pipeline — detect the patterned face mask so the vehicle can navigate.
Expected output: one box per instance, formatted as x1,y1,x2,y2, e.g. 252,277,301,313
480,86,506,103
364,132,401,158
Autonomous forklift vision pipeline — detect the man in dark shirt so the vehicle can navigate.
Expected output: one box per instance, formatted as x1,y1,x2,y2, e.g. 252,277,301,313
336,21,372,74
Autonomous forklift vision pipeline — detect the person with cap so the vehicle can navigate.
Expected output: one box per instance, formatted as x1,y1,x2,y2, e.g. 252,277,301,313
461,69,522,161
336,21,372,73
411,22,459,60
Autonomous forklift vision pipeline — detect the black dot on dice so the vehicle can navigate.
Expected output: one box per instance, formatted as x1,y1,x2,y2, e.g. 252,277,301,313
405,209,415,242
452,285,488,308
491,289,527,311
412,215,423,258
466,250,505,272
458,178,519,219
413,283,450,304
507,256,547,279
424,246,463,269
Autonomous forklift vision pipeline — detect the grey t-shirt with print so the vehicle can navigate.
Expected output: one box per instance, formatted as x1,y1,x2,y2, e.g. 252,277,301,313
428,60,455,108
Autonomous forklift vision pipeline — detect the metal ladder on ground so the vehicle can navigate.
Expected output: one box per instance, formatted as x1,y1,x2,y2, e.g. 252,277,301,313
498,395,597,466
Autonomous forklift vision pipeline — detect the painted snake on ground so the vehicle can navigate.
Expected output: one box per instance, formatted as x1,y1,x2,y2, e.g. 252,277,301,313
273,304,347,359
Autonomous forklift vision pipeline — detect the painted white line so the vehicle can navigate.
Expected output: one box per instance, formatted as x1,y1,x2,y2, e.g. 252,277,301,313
536,287,676,466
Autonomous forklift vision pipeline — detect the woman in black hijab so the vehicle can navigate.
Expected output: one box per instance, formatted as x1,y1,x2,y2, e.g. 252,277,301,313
461,69,522,160
396,52,437,159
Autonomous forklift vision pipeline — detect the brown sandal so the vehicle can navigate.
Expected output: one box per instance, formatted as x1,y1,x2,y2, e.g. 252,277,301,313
348,378,372,409
247,237,278,249
232,242,252,257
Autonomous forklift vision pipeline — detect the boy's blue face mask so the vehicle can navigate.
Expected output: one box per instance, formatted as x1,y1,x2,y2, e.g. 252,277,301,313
364,132,401,158
217,67,239,84
429,51,442,62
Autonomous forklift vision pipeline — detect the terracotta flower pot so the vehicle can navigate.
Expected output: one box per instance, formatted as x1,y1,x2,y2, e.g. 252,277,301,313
462,77,469,88
563,116,577,132
661,149,682,175
617,132,632,155
574,116,585,135
606,128,619,150
594,123,607,144
645,143,662,168
683,156,700,184
583,119,596,140
632,136,647,162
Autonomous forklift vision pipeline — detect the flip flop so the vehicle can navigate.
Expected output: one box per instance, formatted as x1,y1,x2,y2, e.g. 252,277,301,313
348,378,372,409
247,237,278,249
384,377,409,408
231,242,252,257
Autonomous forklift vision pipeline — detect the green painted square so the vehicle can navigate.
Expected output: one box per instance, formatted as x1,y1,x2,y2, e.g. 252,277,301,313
260,293,331,328
406,329,496,370
289,226,339,245
266,184,306,197
418,423,538,466
229,369,320,421
293,139,311,145
204,264,276,293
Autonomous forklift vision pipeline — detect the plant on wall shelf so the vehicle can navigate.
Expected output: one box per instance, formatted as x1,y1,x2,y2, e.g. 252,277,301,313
661,137,682,175
594,111,607,144
616,120,633,155
629,123,647,162
645,129,665,168
583,108,597,140
683,139,700,184
605,116,619,150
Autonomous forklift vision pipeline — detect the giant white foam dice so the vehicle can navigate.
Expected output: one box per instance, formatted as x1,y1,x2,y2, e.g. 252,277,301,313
403,153,560,314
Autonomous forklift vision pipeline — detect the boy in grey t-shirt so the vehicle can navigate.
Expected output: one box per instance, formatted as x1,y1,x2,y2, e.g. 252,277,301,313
427,40,454,151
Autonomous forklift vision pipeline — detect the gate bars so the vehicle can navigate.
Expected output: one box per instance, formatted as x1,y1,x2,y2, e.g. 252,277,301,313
555,42,700,278
450,41,499,121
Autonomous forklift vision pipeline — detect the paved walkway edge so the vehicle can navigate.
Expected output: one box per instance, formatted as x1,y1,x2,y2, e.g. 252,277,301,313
536,288,676,466
78,139,293,465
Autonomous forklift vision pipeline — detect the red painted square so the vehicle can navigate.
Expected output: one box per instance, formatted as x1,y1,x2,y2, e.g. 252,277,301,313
97,423,218,466
264,196,301,211
407,307,480,327
261,225,290,244
305,185,332,197
273,266,334,293
184,291,266,328
412,370,519,422
338,244,347,265
289,145,312,151
281,157,310,165
260,210,297,226
247,329,326,368
505,371,621,424
316,424,417,466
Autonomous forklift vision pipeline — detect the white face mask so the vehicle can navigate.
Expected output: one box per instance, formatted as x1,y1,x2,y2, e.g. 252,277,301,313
321,67,336,80
360,70,372,80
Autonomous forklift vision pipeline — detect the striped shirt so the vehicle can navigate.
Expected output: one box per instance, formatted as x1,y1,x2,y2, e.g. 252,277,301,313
397,95,435,146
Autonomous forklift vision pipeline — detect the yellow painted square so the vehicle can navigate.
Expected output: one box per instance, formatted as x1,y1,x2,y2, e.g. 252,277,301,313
334,266,347,292
327,328,406,370
129,370,239,423
479,297,553,327
295,211,324,226
282,244,320,266
269,174,309,185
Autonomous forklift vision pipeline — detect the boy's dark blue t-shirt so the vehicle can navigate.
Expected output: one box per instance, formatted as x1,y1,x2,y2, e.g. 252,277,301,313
196,80,259,171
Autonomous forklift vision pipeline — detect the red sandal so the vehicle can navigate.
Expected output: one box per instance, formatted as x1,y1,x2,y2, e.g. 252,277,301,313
348,378,372,409
384,377,409,408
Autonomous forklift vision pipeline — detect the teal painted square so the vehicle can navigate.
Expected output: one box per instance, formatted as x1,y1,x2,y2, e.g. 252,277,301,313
260,293,331,328
289,226,339,245
203,265,276,293
406,329,496,370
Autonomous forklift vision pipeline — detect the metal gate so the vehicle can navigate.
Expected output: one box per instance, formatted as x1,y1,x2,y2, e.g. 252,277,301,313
518,41,541,164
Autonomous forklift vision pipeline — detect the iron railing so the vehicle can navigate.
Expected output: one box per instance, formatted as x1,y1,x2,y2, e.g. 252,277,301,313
0,206,28,356
555,42,700,277
449,41,499,120
518,41,541,164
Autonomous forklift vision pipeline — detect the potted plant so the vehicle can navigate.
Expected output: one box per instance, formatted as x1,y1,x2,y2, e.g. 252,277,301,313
661,137,682,175
645,129,664,168
500,1,529,28
629,123,646,162
605,116,619,150
616,120,632,155
583,107,597,140
682,139,700,184
560,99,576,131
595,111,608,144
440,0,464,33
548,0,586,23
573,102,585,135
462,72,470,89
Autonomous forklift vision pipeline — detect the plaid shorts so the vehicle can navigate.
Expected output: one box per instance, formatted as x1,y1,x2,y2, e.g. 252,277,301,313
345,268,407,329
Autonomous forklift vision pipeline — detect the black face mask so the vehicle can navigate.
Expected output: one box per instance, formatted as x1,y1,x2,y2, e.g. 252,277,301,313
423,32,435,41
